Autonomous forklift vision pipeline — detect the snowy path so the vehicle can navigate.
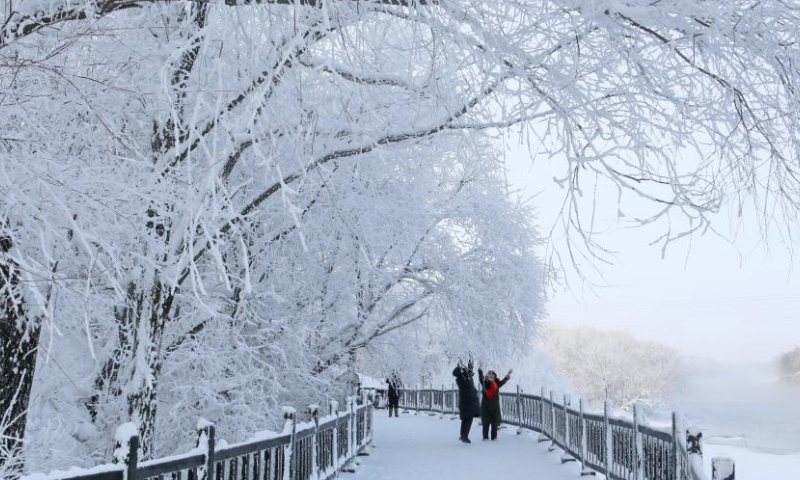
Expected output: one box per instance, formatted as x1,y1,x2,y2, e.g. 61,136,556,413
354,412,583,480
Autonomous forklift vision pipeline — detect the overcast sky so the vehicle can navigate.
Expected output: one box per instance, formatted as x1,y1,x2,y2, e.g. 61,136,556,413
504,143,799,365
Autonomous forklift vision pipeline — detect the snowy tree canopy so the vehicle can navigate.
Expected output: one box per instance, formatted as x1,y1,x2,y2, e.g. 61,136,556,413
1,0,798,474
538,326,682,408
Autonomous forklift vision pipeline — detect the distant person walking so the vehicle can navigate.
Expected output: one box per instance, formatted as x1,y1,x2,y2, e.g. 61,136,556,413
478,367,512,440
453,359,480,443
386,373,401,417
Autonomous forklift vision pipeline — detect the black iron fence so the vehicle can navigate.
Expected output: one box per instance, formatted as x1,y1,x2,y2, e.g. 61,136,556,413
399,387,735,480
21,398,373,480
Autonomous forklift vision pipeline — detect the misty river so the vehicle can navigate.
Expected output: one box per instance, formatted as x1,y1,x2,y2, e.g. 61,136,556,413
675,363,800,455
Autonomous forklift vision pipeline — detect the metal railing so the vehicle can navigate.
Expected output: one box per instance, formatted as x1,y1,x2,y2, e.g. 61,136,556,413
20,398,373,480
399,387,733,480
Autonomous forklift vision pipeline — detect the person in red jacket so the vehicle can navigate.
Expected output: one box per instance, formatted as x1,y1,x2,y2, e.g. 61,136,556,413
478,367,512,440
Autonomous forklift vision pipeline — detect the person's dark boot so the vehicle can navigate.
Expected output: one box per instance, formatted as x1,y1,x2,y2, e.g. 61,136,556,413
459,437,471,444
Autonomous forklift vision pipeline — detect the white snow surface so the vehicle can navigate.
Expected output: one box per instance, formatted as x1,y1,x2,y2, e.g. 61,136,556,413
704,443,800,480
114,422,137,443
358,374,386,391
354,412,582,480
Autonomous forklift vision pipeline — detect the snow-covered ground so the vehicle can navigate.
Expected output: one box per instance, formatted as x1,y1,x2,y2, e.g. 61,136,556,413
703,443,800,480
358,376,800,480
355,412,582,480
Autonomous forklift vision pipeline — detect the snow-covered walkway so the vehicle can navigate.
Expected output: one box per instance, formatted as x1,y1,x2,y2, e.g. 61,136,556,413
354,412,583,480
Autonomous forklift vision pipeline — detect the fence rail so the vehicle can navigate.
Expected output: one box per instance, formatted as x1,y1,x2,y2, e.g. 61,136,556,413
399,387,731,480
21,398,373,480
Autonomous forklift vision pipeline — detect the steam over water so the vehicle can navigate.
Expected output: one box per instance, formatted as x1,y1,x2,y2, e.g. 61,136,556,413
675,363,800,455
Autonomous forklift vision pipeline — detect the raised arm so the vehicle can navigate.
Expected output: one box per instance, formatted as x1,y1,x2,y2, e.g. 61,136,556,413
478,368,485,386
497,370,512,388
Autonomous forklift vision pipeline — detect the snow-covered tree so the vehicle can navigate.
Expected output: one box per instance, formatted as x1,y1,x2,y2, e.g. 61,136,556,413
1,0,799,474
776,347,800,386
2,0,550,468
539,326,682,408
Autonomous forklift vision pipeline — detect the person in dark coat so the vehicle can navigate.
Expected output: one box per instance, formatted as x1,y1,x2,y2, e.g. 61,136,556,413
478,367,512,440
452,359,480,443
386,373,401,417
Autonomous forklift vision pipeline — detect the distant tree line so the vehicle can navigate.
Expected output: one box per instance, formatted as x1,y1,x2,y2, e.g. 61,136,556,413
776,347,800,386
538,326,683,409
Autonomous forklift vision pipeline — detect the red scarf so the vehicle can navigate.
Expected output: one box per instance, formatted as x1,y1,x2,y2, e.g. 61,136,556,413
485,380,498,400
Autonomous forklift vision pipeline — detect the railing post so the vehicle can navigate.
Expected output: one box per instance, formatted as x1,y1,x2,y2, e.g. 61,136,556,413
367,401,374,444
451,383,457,418
633,403,644,480
196,419,216,480
712,457,735,480
308,404,320,480
671,412,680,480
352,396,360,466
330,400,340,472
112,423,139,480
561,394,576,463
282,406,297,480
341,397,357,473
579,398,594,476
548,390,557,451
349,396,356,457
127,436,139,480
537,387,548,443
604,400,613,479
415,387,420,413
551,389,556,440
440,384,445,418
515,385,523,434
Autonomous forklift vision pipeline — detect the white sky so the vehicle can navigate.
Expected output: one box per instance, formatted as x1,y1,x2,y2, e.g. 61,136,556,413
503,143,799,365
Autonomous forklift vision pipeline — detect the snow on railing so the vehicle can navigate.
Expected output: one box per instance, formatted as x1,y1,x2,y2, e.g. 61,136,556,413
17,397,373,480
398,387,737,480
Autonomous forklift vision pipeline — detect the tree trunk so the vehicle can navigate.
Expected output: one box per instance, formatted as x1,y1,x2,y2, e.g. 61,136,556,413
125,280,173,458
84,277,173,459
0,235,40,475
86,282,141,422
